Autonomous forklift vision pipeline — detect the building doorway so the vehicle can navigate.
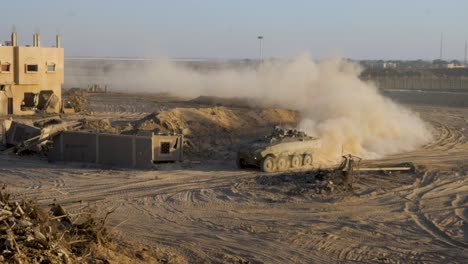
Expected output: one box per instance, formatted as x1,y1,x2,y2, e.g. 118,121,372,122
7,98,13,115
21,93,37,111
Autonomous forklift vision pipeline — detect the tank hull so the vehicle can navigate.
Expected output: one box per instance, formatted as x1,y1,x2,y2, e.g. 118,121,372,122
237,132,321,172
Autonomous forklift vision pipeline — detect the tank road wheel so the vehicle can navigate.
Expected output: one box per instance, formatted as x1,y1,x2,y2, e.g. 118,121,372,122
291,155,303,169
261,156,276,172
276,156,290,172
303,154,313,168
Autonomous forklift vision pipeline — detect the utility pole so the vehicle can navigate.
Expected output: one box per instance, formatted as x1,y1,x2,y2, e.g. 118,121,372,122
257,35,264,63
439,32,444,60
464,40,467,65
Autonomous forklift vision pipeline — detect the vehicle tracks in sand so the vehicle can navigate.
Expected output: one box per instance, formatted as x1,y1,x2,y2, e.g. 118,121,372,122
53,178,66,188
1,105,468,262
404,172,468,250
452,194,468,222
44,170,255,209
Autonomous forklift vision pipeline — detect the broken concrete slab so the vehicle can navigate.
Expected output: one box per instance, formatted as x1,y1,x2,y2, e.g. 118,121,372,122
3,120,41,146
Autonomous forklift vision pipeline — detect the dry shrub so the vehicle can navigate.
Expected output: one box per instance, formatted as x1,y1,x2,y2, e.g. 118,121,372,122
0,186,172,263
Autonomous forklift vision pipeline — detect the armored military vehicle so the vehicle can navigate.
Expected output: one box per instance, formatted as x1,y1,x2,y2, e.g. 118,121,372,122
237,127,321,172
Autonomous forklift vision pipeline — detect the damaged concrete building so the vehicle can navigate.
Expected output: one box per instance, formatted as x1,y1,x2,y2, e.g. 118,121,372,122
0,32,63,115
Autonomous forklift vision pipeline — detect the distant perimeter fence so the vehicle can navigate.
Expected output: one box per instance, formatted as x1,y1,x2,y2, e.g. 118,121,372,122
364,76,468,91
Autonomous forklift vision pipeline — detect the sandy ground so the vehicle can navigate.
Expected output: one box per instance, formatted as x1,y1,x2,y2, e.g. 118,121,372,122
1,92,467,263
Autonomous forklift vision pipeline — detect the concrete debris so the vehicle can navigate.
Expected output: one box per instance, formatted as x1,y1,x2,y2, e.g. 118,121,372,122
2,120,42,146
80,118,117,133
63,89,87,113
245,170,350,199
1,118,82,155
239,154,417,200
132,112,163,133
33,117,62,128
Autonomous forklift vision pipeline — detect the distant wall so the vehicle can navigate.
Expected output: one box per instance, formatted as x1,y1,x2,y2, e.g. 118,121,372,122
383,90,468,107
366,76,468,92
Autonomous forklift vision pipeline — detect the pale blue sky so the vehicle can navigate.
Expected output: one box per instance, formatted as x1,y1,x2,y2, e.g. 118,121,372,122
1,0,467,60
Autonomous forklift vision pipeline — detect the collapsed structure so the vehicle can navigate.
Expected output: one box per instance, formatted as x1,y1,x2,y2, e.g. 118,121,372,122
0,32,63,115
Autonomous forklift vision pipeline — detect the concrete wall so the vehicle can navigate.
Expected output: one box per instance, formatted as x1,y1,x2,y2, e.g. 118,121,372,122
49,131,183,168
0,46,14,84
58,132,97,163
152,134,183,162
98,134,134,167
364,76,468,92
49,131,154,169
14,47,64,85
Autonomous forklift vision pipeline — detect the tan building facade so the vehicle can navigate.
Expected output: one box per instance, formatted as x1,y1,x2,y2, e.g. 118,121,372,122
0,32,63,115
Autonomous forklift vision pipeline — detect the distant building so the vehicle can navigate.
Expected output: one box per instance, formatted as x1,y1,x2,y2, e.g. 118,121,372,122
359,60,398,69
0,32,63,115
382,62,397,69
446,63,465,69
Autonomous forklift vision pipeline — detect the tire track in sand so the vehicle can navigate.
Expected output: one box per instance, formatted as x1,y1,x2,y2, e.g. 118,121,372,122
405,172,468,249
452,194,468,222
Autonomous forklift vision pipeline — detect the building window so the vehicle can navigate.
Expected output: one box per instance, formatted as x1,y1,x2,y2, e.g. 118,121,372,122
160,142,170,154
26,64,38,73
0,62,11,73
47,63,56,72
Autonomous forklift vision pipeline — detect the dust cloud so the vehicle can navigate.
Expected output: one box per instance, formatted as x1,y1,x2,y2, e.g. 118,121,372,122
106,54,433,164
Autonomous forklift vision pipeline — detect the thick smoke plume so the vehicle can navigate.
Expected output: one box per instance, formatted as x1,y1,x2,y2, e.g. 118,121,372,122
95,54,433,165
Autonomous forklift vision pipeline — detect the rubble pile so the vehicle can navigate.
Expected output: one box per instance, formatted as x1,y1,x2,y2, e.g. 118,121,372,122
0,187,113,263
64,89,88,113
255,170,352,195
132,112,165,132
33,118,62,129
80,118,117,133
235,163,361,202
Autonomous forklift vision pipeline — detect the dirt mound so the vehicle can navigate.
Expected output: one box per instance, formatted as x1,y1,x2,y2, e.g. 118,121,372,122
131,106,300,159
